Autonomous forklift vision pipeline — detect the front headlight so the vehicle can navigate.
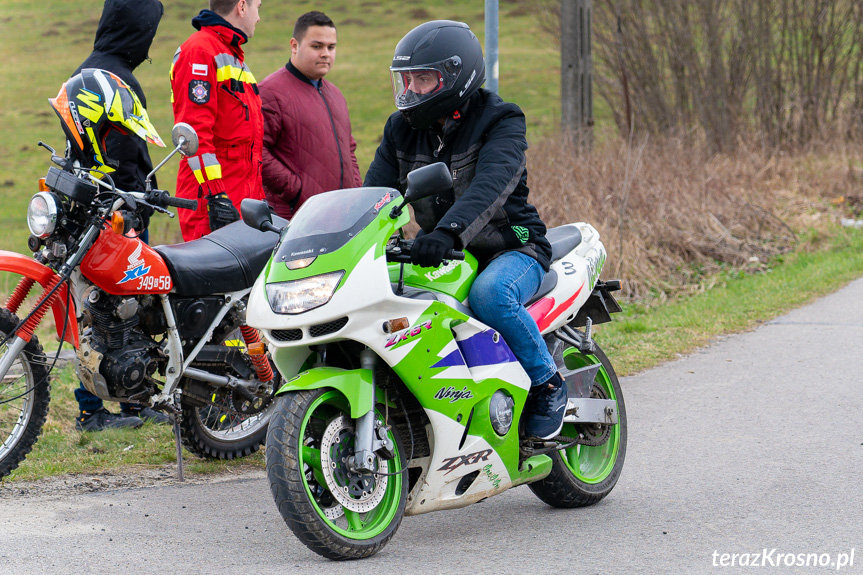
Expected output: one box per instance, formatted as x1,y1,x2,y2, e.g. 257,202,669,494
27,192,61,238
266,271,344,314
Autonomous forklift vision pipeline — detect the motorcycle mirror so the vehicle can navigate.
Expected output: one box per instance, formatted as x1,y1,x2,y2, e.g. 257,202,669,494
405,162,452,202
390,162,453,218
241,198,281,233
171,123,199,157
145,123,201,191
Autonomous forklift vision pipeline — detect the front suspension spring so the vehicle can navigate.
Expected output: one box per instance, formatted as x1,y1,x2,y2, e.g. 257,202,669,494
5,276,36,314
17,275,63,342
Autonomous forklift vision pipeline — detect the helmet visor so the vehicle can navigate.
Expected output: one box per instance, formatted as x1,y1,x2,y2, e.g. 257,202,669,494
390,58,462,111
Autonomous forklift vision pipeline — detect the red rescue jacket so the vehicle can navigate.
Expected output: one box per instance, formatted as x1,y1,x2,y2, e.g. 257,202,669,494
170,11,264,240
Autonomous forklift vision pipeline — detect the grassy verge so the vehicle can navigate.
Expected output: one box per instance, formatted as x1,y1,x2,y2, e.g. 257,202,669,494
4,227,863,482
5,364,263,482
596,227,863,375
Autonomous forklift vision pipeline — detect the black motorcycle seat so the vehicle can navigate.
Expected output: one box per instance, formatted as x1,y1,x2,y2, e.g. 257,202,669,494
546,225,582,261
155,217,286,297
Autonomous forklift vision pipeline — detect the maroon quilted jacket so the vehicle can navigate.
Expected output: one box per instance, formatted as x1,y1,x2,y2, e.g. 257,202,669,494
259,61,362,219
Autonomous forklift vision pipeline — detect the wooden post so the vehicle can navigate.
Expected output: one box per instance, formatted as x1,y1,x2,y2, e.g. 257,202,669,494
561,0,593,148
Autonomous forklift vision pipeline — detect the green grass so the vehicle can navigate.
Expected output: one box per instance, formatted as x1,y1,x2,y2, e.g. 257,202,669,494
0,0,565,254
5,362,263,482
595,228,863,375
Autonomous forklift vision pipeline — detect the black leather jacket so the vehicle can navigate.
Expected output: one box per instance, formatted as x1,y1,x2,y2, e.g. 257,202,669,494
364,89,552,271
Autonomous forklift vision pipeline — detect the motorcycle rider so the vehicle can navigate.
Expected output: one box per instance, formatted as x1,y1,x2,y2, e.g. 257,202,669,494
69,0,169,431
364,20,567,439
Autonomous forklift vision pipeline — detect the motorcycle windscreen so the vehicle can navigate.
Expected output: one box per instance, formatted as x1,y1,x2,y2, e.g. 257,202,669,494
273,187,399,261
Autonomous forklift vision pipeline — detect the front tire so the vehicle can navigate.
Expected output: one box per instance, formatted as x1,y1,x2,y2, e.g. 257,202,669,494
528,341,627,507
267,389,407,560
0,308,51,479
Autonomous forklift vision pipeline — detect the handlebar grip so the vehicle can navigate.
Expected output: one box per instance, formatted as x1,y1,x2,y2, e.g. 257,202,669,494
445,250,465,261
163,195,198,210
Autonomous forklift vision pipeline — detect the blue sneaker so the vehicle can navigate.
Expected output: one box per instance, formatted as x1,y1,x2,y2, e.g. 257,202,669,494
524,373,568,440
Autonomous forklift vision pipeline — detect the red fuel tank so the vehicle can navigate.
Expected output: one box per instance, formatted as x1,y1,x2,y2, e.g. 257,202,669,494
80,227,173,295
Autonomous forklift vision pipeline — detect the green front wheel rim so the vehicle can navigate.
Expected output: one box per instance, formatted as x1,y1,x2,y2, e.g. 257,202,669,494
560,351,621,484
298,390,404,540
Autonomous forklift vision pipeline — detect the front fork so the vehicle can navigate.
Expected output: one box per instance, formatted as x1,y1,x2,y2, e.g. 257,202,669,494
349,349,395,473
0,274,64,382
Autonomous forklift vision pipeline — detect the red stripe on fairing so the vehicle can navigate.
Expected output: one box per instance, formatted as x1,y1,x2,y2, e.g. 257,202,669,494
533,282,585,331
527,297,555,326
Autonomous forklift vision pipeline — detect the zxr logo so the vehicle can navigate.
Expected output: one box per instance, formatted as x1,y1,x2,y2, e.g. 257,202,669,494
437,449,492,475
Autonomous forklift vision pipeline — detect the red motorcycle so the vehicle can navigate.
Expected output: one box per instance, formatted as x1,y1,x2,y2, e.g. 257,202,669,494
0,121,282,479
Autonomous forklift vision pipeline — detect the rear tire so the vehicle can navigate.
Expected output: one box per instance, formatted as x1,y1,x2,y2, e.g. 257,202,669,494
179,324,275,459
0,309,51,479
528,341,627,507
267,389,407,560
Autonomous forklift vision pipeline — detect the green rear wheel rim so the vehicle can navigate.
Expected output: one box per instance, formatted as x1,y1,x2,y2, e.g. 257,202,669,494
560,350,621,484
298,390,403,539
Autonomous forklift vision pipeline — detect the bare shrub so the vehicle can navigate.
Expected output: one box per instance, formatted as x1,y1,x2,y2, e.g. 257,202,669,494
529,129,863,298
536,0,863,150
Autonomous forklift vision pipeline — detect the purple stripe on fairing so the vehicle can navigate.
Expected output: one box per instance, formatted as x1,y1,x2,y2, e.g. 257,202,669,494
432,350,466,369
458,330,517,368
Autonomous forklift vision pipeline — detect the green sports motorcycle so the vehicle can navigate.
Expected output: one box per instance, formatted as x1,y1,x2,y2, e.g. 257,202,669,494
242,163,626,560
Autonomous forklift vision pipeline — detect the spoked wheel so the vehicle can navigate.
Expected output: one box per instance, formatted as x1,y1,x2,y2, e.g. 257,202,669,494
267,389,407,560
0,309,51,479
179,327,275,459
528,340,627,507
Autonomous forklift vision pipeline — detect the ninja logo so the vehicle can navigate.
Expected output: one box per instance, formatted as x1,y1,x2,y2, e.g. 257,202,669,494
437,448,493,475
434,386,474,403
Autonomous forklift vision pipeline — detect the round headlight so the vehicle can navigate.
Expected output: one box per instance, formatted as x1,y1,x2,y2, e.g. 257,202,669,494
489,390,514,436
27,192,60,238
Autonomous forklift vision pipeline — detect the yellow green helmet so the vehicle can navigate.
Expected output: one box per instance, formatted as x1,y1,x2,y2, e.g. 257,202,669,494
49,68,164,174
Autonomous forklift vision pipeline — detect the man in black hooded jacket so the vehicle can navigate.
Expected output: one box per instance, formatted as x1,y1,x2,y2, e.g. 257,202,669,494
71,0,170,431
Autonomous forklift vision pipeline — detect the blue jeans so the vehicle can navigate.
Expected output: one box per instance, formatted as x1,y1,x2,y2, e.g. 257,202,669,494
469,251,557,386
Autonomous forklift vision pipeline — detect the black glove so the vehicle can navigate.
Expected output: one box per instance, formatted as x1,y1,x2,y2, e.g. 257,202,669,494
411,228,456,268
206,192,240,231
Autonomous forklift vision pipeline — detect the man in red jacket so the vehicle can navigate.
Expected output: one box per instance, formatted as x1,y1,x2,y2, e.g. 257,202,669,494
171,0,264,240
258,11,361,220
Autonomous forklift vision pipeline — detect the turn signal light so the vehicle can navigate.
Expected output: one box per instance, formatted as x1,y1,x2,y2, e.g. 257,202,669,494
38,178,49,192
111,211,125,234
247,342,266,356
382,317,410,334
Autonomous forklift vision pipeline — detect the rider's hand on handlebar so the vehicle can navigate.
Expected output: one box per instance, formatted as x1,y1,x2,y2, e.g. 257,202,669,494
206,192,240,231
411,228,457,268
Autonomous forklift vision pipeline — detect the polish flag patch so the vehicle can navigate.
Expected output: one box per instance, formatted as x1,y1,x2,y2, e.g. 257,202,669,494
192,63,208,76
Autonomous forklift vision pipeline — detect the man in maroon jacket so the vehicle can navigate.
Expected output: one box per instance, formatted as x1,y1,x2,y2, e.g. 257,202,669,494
258,11,361,219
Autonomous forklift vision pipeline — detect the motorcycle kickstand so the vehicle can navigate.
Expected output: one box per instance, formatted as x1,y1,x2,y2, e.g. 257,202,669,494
166,392,184,482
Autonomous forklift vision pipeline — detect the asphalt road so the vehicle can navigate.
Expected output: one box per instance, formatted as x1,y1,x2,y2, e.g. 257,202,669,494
2,277,862,575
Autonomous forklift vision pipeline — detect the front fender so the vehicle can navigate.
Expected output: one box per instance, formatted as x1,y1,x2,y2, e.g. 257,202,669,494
276,367,374,419
0,250,78,347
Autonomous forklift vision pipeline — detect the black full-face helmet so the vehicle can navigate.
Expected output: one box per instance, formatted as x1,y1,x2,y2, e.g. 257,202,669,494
49,68,163,175
390,20,486,130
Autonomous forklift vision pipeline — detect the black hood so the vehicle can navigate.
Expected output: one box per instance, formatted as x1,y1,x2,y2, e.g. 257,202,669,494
93,0,163,69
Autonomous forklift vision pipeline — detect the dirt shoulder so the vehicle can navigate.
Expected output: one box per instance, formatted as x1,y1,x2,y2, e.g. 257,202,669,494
0,464,264,500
